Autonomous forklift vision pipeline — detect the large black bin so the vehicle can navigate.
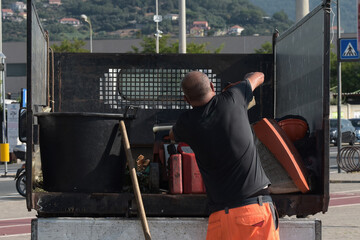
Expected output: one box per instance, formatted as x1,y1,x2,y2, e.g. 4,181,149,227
36,112,127,193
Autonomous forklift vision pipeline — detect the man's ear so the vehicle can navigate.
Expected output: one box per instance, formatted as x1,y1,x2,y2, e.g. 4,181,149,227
183,95,190,104
210,82,215,92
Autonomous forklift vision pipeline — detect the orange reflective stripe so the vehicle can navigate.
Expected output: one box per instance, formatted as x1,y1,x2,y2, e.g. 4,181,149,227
206,202,280,240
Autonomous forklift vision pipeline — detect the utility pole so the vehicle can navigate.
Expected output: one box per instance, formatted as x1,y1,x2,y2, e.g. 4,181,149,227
337,0,342,173
179,0,186,53
154,0,162,53
0,0,9,175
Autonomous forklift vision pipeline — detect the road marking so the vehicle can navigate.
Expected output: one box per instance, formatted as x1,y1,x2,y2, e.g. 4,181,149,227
0,218,32,226
0,217,33,222
0,218,32,237
0,178,15,182
0,224,30,229
0,193,18,197
329,203,360,208
0,233,30,238
333,189,360,193
329,191,360,208
0,194,23,201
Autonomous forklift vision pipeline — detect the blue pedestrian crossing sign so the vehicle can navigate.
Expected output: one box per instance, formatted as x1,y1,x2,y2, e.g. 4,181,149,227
340,38,359,61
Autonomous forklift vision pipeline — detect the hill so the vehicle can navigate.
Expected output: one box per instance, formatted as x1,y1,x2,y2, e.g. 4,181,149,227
250,0,357,33
2,0,293,42
3,0,355,42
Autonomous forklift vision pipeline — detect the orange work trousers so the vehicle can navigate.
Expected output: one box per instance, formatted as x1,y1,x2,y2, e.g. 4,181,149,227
206,201,280,240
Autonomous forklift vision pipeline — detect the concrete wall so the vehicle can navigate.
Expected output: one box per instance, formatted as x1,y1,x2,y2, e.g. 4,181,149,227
32,217,321,240
330,104,360,119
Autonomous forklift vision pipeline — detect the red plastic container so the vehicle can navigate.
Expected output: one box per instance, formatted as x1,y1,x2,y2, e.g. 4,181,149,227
169,154,183,194
177,143,205,194
277,118,309,142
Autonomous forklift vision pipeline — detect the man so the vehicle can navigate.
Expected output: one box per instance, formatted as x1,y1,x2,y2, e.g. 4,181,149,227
170,71,279,240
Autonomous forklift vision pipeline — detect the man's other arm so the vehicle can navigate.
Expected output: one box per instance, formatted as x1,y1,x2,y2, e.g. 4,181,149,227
244,72,264,91
222,72,264,92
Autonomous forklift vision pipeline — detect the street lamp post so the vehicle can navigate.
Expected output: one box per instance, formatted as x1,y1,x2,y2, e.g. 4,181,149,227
81,14,92,53
179,0,186,53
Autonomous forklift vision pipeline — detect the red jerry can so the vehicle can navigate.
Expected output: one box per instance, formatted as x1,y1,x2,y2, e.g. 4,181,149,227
177,143,205,194
169,153,183,194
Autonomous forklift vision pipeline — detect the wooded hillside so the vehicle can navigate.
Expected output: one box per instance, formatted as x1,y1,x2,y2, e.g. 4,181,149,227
2,0,293,41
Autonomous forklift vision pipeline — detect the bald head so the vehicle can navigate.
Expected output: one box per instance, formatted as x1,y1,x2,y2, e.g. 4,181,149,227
181,71,215,106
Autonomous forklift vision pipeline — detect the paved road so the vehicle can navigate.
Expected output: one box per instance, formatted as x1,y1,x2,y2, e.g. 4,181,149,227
0,163,22,196
0,162,35,240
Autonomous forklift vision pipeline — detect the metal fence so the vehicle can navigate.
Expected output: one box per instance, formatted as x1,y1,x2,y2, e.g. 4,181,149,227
52,53,274,144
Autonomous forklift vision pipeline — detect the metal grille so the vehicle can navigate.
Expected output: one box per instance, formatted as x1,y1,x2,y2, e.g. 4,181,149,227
99,68,221,109
30,1,48,108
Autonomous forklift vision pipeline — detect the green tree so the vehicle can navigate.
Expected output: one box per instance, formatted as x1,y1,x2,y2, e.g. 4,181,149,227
272,11,288,22
330,44,338,93
254,42,272,54
342,62,360,93
51,39,90,53
15,0,295,42
329,44,360,102
131,35,224,53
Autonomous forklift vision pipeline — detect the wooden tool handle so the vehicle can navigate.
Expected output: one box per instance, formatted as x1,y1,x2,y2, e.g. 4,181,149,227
119,120,151,240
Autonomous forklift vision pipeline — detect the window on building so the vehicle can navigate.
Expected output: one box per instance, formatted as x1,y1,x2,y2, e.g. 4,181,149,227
7,63,26,77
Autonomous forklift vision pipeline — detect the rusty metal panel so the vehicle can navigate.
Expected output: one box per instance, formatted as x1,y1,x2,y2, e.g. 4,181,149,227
33,192,132,217
33,192,326,218
53,53,274,145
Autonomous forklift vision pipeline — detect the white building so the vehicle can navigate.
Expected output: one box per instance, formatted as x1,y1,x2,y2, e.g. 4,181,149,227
10,2,26,12
60,18,80,26
164,14,179,21
228,25,245,36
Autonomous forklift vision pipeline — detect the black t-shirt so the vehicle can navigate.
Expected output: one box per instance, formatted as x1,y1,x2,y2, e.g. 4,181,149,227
173,79,270,213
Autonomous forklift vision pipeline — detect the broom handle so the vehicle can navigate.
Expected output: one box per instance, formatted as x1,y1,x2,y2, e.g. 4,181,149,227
119,120,151,240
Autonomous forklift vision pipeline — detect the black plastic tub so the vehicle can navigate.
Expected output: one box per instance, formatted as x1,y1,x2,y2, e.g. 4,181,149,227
36,112,128,193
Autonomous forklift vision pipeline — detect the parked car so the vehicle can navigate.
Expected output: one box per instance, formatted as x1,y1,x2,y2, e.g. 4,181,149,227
330,119,356,146
349,118,360,142
13,144,26,161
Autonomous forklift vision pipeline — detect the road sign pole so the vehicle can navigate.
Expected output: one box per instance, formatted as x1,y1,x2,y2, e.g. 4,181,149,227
337,0,342,173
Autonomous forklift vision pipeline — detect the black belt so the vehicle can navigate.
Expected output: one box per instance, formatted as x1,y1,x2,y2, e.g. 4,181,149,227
236,195,272,207
211,195,273,214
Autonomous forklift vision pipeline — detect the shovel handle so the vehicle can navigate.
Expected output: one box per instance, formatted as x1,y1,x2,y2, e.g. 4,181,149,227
119,120,151,240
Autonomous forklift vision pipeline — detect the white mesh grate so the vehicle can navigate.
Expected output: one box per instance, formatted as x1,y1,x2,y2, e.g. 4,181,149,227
99,68,221,109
